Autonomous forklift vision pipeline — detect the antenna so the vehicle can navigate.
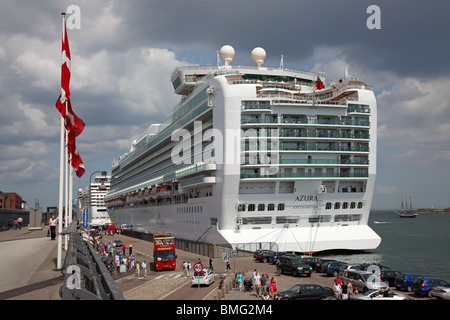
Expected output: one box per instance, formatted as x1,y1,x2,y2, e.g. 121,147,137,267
280,55,284,69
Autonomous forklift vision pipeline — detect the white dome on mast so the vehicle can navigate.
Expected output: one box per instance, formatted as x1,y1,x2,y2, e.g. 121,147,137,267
219,45,235,67
251,47,266,68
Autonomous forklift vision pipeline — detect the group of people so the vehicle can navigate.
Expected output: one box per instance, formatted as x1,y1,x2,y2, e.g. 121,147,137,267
8,217,24,230
234,269,280,300
333,274,359,300
181,261,192,277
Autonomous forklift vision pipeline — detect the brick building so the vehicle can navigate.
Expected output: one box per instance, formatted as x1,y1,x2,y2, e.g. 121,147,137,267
0,192,24,210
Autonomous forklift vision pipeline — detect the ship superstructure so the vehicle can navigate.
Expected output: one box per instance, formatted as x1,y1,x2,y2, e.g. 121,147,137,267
78,174,111,227
105,45,381,253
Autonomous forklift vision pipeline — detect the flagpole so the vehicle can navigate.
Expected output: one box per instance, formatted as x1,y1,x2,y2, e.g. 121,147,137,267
57,12,66,270
64,127,69,250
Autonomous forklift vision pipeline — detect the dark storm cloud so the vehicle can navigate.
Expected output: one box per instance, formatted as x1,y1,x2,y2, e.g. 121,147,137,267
115,0,450,78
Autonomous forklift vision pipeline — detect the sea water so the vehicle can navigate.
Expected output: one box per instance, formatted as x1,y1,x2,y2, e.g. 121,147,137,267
316,213,450,280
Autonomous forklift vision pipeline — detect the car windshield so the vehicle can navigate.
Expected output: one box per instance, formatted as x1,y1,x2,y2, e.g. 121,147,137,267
194,271,206,277
292,259,307,266
155,250,175,261
361,273,383,282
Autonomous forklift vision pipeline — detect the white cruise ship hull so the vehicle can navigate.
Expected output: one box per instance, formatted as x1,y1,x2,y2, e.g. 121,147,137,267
106,46,381,253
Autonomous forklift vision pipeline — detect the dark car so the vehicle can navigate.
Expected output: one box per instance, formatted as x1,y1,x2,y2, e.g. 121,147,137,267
270,251,294,264
279,256,313,277
380,270,403,287
253,249,272,260
113,239,123,248
394,273,423,292
412,278,450,297
315,259,335,272
300,256,323,268
324,261,349,277
256,250,276,263
279,284,333,300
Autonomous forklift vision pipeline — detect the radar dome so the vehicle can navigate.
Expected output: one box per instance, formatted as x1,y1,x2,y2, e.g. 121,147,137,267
251,47,266,67
220,45,235,65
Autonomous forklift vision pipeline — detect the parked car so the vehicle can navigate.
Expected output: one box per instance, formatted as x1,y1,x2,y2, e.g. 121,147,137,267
380,270,403,287
324,261,349,277
191,268,215,286
256,250,276,263
430,286,450,300
315,259,336,272
352,289,410,301
300,256,323,268
339,264,359,275
412,277,450,297
278,284,333,300
394,273,423,292
113,239,123,248
253,249,272,260
279,256,313,277
342,270,389,293
269,251,288,264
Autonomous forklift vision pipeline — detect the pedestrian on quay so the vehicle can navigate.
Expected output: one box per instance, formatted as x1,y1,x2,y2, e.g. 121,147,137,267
142,260,147,277
236,272,243,292
253,271,261,297
209,257,213,271
226,259,231,272
182,261,187,277
49,215,57,240
341,280,349,300
135,261,140,276
18,217,23,229
13,218,18,230
187,261,191,276
8,218,13,230
347,280,354,299
260,274,267,294
333,279,342,299
275,259,281,275
269,275,277,299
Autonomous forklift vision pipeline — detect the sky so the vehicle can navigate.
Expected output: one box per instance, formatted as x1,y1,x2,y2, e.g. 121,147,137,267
0,0,449,212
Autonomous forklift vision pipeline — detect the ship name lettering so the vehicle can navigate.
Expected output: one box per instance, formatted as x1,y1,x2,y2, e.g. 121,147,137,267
295,195,318,202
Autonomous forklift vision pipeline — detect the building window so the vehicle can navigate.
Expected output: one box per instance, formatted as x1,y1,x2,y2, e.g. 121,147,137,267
358,202,363,209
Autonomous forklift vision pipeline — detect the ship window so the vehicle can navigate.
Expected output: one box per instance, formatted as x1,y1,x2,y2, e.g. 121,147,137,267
334,202,341,210
335,214,349,222
242,217,272,225
268,203,275,211
210,218,218,226
248,204,256,211
276,216,299,224
258,204,265,211
342,202,349,209
358,202,363,209
308,215,331,223
349,214,362,221
350,202,356,209
238,204,246,212
325,202,332,210
277,203,285,211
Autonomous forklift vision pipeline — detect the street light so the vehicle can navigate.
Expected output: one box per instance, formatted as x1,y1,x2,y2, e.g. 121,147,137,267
88,170,107,241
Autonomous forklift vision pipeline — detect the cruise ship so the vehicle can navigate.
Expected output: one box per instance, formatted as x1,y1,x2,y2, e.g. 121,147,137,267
78,173,111,228
105,45,381,253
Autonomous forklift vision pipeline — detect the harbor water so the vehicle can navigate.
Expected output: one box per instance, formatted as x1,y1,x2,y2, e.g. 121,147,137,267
317,213,450,281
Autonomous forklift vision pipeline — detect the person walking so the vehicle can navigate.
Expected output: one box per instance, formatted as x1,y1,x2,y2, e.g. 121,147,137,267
13,218,18,230
226,259,231,272
260,274,267,294
18,217,23,230
209,257,213,271
236,272,243,292
182,261,187,277
187,261,191,276
269,275,277,299
49,215,57,240
253,271,261,297
141,260,147,277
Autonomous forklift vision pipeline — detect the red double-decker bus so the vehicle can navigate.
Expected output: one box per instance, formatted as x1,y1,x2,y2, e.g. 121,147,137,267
153,233,176,271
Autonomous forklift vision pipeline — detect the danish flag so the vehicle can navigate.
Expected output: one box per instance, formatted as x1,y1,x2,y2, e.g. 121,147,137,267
55,16,85,177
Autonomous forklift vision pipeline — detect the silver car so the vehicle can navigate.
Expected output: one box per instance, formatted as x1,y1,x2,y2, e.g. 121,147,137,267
191,268,215,286
352,289,409,300
342,270,389,293
430,286,450,300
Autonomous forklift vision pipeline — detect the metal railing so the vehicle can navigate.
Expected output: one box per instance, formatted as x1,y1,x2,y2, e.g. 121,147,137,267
59,228,124,300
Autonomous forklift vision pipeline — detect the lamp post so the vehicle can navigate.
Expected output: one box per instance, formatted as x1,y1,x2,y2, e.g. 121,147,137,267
88,171,107,241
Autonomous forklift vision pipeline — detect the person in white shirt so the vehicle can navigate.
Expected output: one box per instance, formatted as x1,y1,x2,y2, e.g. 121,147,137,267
253,272,261,297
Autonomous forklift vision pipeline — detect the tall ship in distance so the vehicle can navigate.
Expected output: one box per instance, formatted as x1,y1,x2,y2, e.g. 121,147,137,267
105,45,381,253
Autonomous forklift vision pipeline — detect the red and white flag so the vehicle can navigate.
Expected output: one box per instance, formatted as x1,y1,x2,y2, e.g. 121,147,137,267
55,16,85,177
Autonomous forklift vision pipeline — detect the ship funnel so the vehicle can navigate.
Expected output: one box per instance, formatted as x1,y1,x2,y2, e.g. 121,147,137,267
251,47,266,68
